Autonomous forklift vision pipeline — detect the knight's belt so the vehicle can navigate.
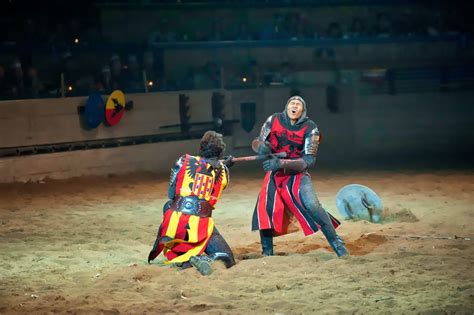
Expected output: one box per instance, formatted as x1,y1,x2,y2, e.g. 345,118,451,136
172,196,213,218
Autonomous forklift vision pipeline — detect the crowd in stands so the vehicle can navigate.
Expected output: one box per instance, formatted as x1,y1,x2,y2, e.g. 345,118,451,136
0,3,470,100
146,4,468,44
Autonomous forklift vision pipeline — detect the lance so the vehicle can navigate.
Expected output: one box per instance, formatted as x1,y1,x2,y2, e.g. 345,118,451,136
230,152,287,162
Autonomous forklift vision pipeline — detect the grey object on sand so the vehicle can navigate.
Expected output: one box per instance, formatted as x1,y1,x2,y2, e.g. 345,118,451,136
336,184,383,223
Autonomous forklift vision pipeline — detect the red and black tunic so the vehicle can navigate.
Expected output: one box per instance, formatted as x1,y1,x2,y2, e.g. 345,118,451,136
252,113,340,236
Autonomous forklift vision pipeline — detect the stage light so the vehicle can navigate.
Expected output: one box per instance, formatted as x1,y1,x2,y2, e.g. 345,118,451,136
242,77,247,83
68,86,73,91
74,38,79,44
148,81,154,86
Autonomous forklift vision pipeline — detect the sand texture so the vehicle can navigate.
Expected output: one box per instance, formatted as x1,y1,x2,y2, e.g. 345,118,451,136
0,167,473,314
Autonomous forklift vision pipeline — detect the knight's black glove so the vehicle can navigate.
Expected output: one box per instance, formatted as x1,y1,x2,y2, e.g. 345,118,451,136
223,155,234,168
263,157,282,172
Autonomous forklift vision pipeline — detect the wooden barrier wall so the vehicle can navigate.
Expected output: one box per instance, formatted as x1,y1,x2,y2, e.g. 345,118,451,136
0,87,472,182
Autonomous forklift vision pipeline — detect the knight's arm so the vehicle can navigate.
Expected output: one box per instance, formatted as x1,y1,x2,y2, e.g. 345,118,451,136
279,126,320,172
251,115,274,154
168,156,184,200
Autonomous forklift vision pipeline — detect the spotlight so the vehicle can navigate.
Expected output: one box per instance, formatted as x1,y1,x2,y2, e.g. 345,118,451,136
242,77,247,83
68,86,73,91
148,81,154,86
74,38,79,44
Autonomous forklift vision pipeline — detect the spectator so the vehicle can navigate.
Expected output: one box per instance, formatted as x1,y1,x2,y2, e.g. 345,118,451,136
260,13,286,40
372,12,393,37
287,11,307,40
243,60,261,86
124,54,143,92
66,18,81,44
60,53,81,93
157,18,178,42
75,74,95,96
203,61,221,88
109,54,126,91
314,47,336,60
179,66,195,90
226,60,261,88
0,65,6,98
326,22,343,39
276,61,293,85
396,10,421,37
25,67,44,98
347,18,366,38
9,60,26,99
148,21,165,45
143,50,157,83
17,18,35,69
235,22,254,41
210,19,226,41
95,65,112,93
293,13,311,40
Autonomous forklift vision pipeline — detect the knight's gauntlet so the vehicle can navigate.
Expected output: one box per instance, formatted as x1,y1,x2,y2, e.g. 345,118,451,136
280,158,308,173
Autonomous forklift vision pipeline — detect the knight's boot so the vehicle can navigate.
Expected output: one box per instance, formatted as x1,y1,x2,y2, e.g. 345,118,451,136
328,235,350,257
321,225,350,257
208,252,236,268
189,255,213,276
260,230,274,256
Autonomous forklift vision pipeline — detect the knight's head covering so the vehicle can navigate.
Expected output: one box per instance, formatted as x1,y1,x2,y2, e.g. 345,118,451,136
284,95,308,125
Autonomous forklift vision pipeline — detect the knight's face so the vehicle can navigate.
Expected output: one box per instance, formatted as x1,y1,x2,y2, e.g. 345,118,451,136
286,99,304,122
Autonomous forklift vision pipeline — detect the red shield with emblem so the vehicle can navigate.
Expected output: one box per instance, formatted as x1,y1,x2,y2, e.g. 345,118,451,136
105,90,126,126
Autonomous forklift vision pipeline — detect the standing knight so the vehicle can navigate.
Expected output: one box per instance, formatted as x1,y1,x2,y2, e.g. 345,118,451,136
251,95,349,257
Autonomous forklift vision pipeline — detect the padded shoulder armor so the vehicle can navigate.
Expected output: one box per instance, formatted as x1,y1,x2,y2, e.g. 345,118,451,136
168,155,185,199
252,114,275,153
258,115,274,141
304,126,320,156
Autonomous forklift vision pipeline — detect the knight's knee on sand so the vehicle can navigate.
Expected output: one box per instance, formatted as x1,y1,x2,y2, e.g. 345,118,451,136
147,130,236,275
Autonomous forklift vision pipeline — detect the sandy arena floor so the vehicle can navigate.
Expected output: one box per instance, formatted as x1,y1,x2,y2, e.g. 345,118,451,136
0,166,473,314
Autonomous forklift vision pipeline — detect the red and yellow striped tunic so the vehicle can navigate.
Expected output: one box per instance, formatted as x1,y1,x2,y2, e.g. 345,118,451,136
159,154,229,263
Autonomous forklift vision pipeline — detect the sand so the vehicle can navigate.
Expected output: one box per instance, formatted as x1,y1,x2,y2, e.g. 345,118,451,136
0,167,473,314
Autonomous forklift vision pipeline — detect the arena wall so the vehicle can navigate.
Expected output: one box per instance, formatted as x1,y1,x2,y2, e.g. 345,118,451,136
231,86,474,167
0,90,231,148
0,88,472,182
0,140,201,183
353,91,474,161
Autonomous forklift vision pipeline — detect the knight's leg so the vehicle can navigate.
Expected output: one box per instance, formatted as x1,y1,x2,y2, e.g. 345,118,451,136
205,227,236,268
148,201,174,263
190,227,235,276
148,225,162,263
260,229,274,256
300,175,349,257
